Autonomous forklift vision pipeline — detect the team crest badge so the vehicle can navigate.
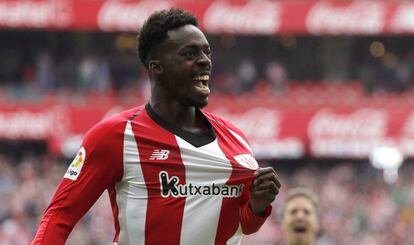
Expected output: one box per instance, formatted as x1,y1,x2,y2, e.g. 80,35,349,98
234,154,259,170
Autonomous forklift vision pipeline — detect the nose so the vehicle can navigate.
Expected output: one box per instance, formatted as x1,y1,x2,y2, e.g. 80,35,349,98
295,210,307,220
197,52,212,70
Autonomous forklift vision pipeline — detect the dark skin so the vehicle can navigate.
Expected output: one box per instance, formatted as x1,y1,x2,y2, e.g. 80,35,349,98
147,24,281,215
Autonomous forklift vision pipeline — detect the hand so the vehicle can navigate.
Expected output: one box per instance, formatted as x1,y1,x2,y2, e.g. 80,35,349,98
249,167,281,216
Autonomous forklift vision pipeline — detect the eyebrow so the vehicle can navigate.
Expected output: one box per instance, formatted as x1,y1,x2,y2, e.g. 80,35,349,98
180,43,210,50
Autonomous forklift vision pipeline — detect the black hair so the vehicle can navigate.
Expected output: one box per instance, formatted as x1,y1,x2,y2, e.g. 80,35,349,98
137,8,198,68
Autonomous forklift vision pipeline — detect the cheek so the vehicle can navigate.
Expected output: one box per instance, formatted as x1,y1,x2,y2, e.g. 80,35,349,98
162,68,188,89
310,218,319,230
172,66,192,83
283,218,295,229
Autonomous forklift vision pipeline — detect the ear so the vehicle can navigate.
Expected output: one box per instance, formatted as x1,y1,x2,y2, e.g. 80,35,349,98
148,60,163,74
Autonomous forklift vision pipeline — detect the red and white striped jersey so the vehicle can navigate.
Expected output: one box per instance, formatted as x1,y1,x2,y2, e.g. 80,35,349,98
32,104,271,245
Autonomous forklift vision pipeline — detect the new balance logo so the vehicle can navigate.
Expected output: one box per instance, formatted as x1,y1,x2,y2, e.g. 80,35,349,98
149,149,170,160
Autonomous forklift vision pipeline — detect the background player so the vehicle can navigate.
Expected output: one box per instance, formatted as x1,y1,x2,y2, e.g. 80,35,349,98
281,188,319,245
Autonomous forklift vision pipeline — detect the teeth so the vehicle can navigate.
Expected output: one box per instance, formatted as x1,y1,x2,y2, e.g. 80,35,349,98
193,75,210,81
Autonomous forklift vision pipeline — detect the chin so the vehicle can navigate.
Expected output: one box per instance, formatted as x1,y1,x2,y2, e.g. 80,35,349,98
192,98,209,108
198,101,208,108
293,235,311,245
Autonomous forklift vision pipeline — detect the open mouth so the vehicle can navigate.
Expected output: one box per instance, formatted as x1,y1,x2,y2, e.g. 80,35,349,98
293,226,307,233
193,75,210,94
193,75,209,83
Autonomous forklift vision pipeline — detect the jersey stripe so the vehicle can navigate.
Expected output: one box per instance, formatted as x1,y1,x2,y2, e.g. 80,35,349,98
214,125,256,244
108,186,120,243
132,112,186,245
176,137,232,245
116,120,147,244
228,129,254,156
227,226,243,245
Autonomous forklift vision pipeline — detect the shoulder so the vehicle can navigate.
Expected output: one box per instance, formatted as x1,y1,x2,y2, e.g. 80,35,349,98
83,105,145,146
203,109,255,155
202,109,240,132
204,108,252,136
202,109,250,141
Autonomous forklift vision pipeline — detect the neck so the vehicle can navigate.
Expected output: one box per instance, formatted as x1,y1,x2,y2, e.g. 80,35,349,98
150,99,195,124
149,95,206,133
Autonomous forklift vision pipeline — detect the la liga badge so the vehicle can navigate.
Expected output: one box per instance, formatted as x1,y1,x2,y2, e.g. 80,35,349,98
64,147,86,180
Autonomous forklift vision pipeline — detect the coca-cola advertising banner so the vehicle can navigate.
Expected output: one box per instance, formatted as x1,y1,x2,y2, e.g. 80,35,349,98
0,0,414,35
1,97,414,159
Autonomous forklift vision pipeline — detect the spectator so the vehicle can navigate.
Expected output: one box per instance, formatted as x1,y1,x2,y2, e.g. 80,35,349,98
281,187,319,245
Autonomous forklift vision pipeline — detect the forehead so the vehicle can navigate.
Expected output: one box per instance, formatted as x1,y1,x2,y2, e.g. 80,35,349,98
165,24,209,48
285,196,316,213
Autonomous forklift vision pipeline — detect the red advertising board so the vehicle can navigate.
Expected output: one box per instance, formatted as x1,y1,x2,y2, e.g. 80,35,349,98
0,0,413,35
2,93,414,159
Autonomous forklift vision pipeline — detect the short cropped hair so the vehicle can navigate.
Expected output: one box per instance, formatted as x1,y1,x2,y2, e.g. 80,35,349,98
137,8,198,68
283,187,318,213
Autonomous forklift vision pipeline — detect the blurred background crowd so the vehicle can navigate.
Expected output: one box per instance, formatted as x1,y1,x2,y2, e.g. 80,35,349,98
2,32,414,101
1,0,414,244
0,150,413,245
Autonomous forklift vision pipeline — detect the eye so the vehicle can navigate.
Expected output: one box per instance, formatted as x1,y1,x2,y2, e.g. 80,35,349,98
183,50,196,59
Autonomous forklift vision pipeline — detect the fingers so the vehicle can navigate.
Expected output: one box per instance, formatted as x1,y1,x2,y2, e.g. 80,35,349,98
253,172,280,188
250,167,281,204
254,167,275,177
250,184,277,202
249,167,281,214
254,181,279,194
253,167,281,189
252,180,279,201
252,193,276,205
